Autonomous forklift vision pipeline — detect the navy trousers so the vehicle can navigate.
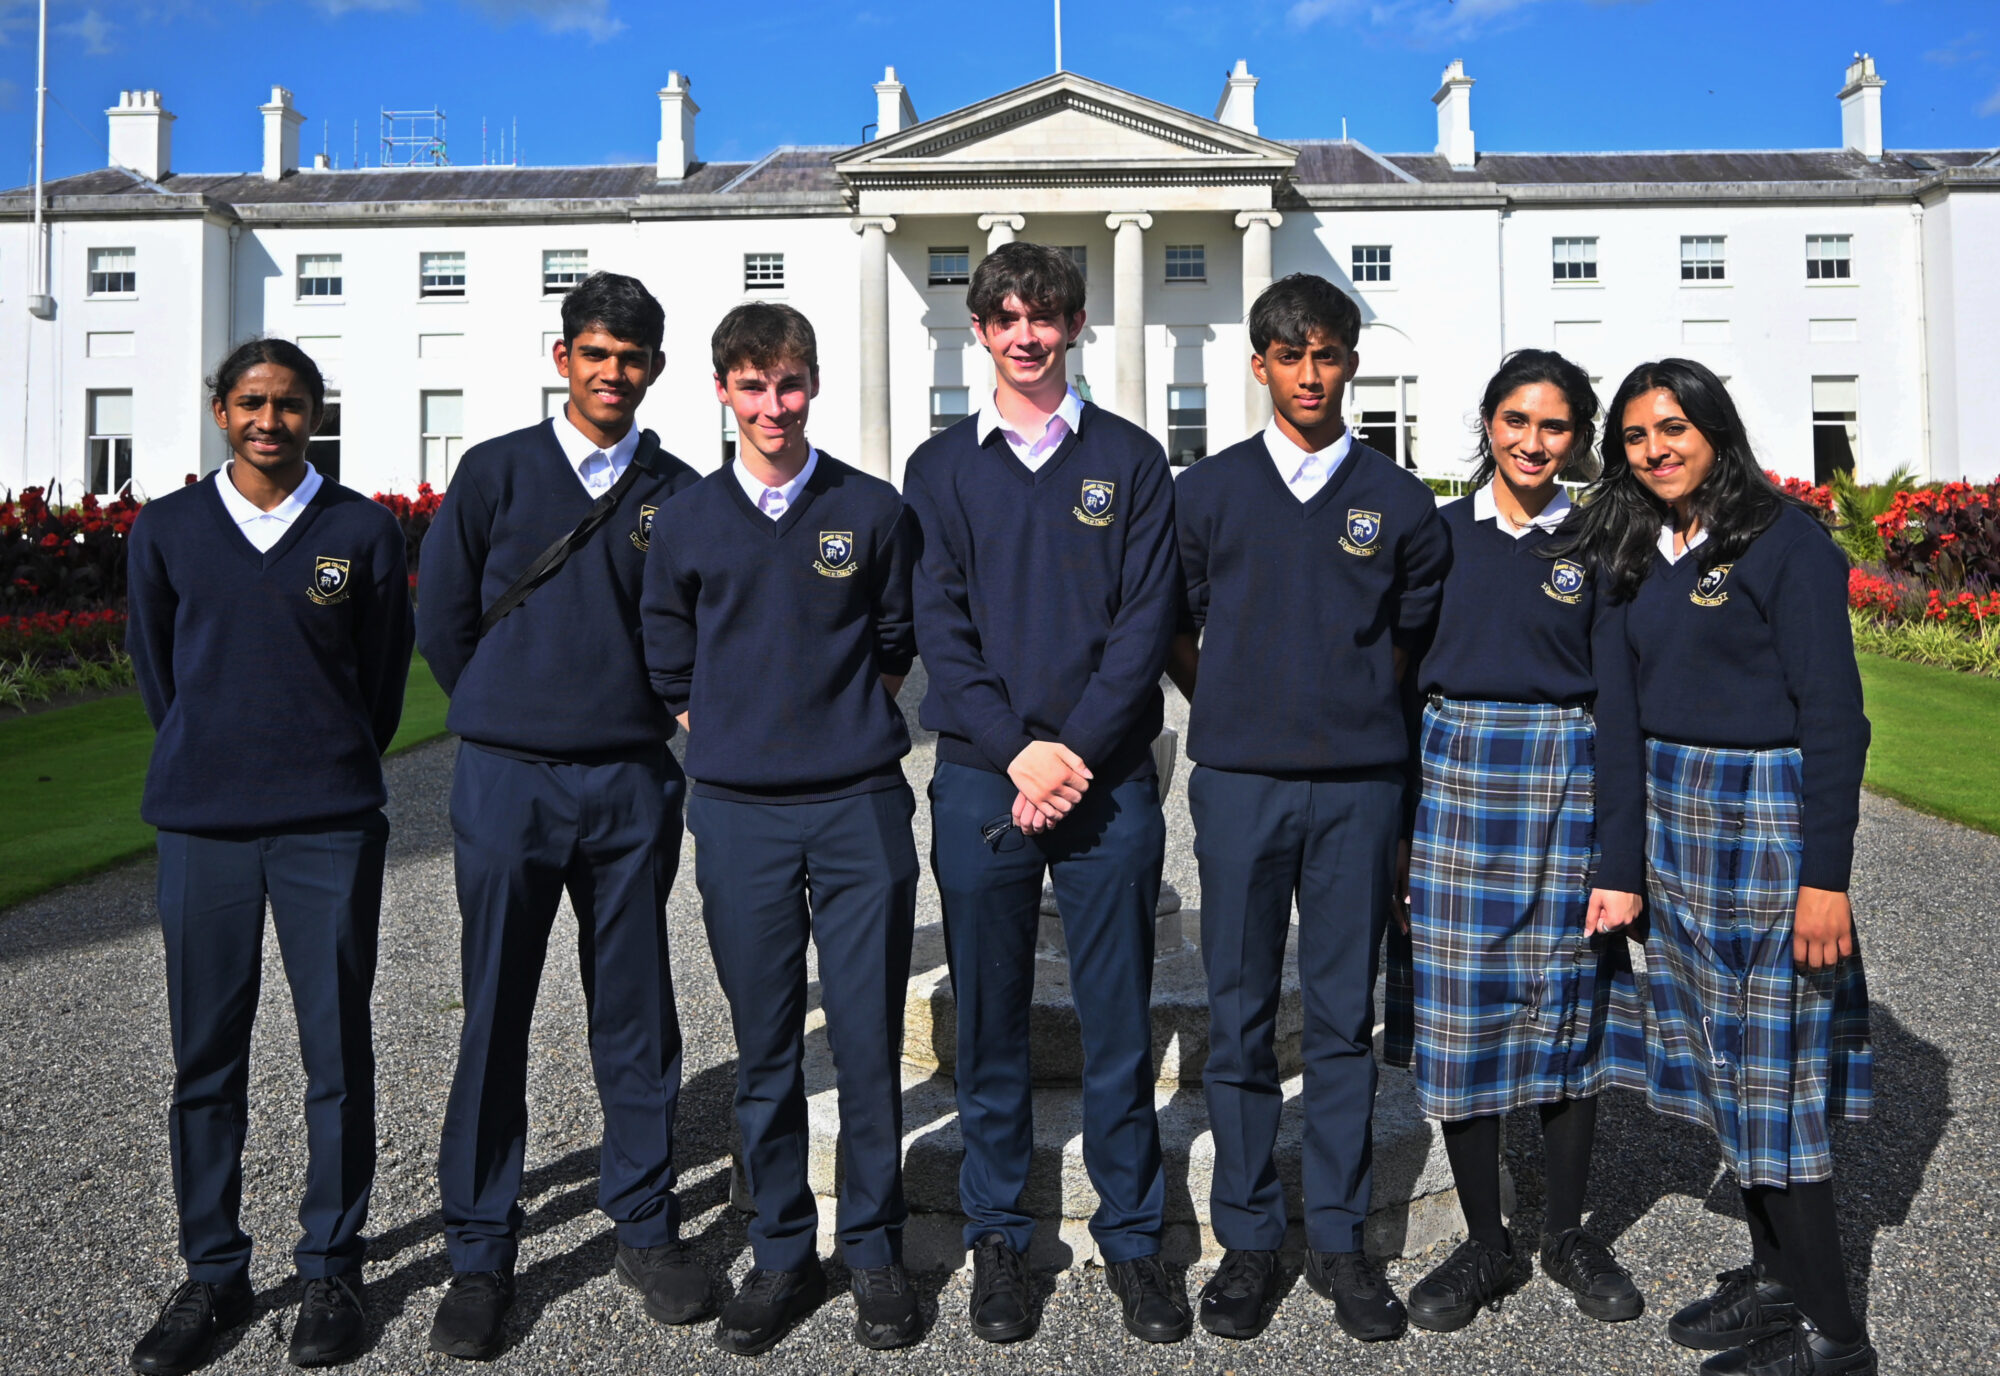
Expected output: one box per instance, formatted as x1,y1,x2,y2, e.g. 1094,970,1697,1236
1188,765,1402,1254
688,784,919,1272
155,815,388,1284
439,742,686,1274
928,760,1166,1262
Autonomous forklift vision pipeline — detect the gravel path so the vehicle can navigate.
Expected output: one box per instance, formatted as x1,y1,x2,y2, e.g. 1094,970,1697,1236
2,678,1992,1375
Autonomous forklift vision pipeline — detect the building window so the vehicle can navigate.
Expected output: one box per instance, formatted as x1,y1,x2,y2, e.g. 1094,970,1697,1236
1058,245,1088,280
1165,244,1206,282
1806,235,1852,281
542,249,587,294
1353,377,1420,470
88,247,137,295
544,388,568,421
930,386,970,435
1552,237,1597,282
928,248,971,288
720,403,738,464
420,251,467,298
1811,376,1859,485
1352,245,1392,284
421,391,464,484
743,252,785,291
308,393,341,483
1680,236,1726,282
86,390,133,494
1167,385,1208,466
297,254,343,299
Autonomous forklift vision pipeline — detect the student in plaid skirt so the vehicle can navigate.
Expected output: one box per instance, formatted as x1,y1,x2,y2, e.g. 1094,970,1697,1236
1563,358,1875,1376
1387,349,1650,1332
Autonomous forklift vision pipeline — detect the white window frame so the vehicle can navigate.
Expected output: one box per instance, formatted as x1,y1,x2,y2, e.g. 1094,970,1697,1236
1680,236,1726,283
1811,375,1860,484
420,390,465,484
542,249,587,295
1164,244,1206,283
927,247,971,288
743,252,786,291
307,391,342,482
420,251,467,298
86,390,134,494
1552,236,1598,283
1351,376,1420,471
1806,235,1852,283
1352,244,1393,284
88,247,137,297
1167,384,1208,466
297,253,344,301
929,386,970,435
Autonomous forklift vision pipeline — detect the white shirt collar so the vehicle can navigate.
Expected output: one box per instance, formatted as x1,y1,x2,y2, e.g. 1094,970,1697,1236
1262,418,1352,500
1472,482,1573,539
733,447,818,518
215,461,322,530
1657,522,1711,564
550,405,642,494
977,386,1084,468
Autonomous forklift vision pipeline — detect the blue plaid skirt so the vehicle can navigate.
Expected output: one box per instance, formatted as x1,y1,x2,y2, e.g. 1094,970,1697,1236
1640,740,1872,1187
1387,700,1649,1120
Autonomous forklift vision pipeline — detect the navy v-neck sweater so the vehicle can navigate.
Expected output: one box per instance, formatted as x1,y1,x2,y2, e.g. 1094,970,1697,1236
125,474,414,833
1175,435,1450,776
902,402,1181,783
640,452,916,801
415,418,699,762
1616,502,1869,891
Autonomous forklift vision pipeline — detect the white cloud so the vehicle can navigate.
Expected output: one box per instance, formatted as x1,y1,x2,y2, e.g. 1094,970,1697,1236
1981,82,2000,118
59,6,113,54
0,76,18,111
1925,32,1987,68
468,0,623,41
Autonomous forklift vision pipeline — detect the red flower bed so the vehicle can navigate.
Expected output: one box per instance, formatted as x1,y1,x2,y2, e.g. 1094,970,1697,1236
1923,587,2000,630
372,483,443,586
1874,480,2000,588
1769,471,1833,511
0,607,127,662
1,487,143,613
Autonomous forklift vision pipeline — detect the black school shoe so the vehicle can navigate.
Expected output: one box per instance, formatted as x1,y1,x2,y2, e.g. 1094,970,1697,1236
1406,1237,1520,1333
1540,1227,1644,1322
615,1241,716,1325
1669,1265,1798,1350
1198,1249,1282,1339
288,1274,368,1367
1700,1315,1878,1376
1104,1255,1192,1343
850,1263,923,1350
428,1270,514,1361
1305,1249,1408,1341
714,1256,828,1356
968,1232,1036,1343
131,1276,255,1376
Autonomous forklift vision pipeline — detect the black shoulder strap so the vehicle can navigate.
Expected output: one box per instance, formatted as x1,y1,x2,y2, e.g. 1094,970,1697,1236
476,434,654,640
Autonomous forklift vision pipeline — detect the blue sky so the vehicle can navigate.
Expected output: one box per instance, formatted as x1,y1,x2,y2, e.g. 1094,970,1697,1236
2,0,1996,185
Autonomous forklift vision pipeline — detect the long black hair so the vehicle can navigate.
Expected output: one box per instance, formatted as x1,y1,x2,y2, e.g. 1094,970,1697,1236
1468,348,1600,491
206,337,326,425
1556,357,1808,602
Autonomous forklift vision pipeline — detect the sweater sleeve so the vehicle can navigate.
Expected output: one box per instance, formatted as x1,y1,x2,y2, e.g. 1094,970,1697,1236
123,505,177,730
906,462,1036,770
1766,528,1870,891
413,469,493,698
639,526,699,717
1393,499,1452,835
1175,483,1210,634
873,504,919,678
1588,588,1647,894
355,519,415,755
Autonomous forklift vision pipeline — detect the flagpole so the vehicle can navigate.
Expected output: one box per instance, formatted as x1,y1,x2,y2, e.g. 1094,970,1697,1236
32,0,50,301
1054,0,1063,71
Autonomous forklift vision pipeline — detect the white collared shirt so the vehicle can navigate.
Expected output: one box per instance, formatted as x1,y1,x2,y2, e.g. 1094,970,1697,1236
1263,418,1352,503
1472,482,1573,540
216,461,323,553
976,386,1084,472
1658,522,1711,564
550,403,641,499
733,448,819,520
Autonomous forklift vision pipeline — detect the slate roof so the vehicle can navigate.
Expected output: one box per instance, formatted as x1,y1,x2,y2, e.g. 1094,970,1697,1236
1387,148,1987,185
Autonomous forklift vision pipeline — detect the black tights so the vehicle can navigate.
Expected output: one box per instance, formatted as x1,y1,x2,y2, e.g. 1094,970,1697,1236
1743,1180,1861,1344
1441,1097,1599,1254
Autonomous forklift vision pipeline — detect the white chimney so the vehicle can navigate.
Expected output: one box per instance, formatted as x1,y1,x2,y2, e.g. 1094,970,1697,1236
261,86,305,181
657,71,698,180
106,90,173,181
1839,53,1885,162
1432,59,1476,169
1214,59,1258,134
873,67,915,140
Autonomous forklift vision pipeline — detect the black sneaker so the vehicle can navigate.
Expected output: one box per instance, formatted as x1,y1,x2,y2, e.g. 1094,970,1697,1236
615,1241,716,1325
1406,1237,1519,1333
1104,1255,1192,1344
850,1263,923,1350
428,1271,514,1361
1197,1249,1282,1340
1540,1227,1644,1322
714,1256,828,1357
1700,1315,1878,1375
1669,1265,1797,1351
968,1232,1035,1343
1305,1249,1408,1342
131,1276,255,1376
288,1274,368,1367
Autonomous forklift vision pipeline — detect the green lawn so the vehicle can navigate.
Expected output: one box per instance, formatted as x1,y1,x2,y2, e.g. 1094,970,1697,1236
1857,652,2000,836
0,656,449,911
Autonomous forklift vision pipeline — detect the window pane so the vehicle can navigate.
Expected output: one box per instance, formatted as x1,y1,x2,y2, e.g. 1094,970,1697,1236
1811,377,1858,412
298,253,343,297
928,248,970,286
1165,245,1206,281
421,251,466,294
744,252,785,288
930,386,970,434
91,390,134,435
1059,245,1087,279
1167,384,1207,466
88,246,137,293
543,249,587,291
423,390,463,435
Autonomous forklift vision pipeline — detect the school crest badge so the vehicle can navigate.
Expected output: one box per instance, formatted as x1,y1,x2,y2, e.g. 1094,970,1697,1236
814,530,859,578
1074,480,1116,527
1339,509,1383,557
1543,558,1587,605
1691,563,1734,607
631,505,657,551
308,556,352,606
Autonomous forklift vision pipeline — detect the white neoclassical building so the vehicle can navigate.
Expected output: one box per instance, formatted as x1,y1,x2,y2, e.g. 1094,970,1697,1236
4,55,1997,500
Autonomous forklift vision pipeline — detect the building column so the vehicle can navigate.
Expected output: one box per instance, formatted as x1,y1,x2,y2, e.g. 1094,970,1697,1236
852,216,897,479
1235,210,1283,434
1106,212,1153,426
978,213,1025,257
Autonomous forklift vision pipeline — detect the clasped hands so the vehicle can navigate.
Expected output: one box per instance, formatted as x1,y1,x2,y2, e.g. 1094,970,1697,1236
1007,740,1092,835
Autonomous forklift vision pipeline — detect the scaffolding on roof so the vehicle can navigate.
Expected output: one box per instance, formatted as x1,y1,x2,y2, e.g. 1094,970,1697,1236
381,109,448,167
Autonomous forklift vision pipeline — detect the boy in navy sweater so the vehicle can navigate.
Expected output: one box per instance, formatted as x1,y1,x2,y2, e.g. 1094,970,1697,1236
415,273,706,1358
125,339,411,1375
641,303,920,1356
1170,274,1449,1342
903,242,1187,1344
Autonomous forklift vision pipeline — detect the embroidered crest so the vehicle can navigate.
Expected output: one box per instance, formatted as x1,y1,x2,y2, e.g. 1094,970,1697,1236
1339,509,1383,557
630,504,658,551
308,556,352,606
1543,558,1587,605
1691,563,1734,607
814,530,859,578
1074,480,1116,527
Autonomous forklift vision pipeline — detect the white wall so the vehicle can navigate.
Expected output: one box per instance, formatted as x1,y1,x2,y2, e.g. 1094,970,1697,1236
1921,190,2000,484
